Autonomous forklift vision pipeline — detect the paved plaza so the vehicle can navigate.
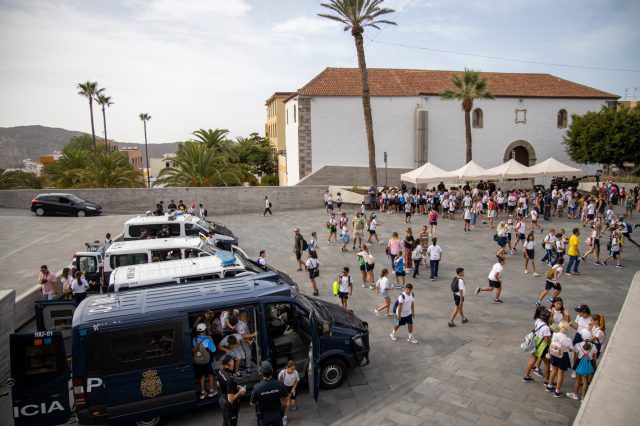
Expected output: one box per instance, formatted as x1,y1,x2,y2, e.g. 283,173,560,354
0,204,638,425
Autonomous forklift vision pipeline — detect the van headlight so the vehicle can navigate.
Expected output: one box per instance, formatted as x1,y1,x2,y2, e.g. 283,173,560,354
353,336,363,348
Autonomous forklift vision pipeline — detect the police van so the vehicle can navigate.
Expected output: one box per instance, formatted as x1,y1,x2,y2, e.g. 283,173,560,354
8,267,369,425
123,213,238,250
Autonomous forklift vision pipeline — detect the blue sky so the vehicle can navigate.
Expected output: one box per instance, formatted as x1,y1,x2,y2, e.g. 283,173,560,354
0,0,638,144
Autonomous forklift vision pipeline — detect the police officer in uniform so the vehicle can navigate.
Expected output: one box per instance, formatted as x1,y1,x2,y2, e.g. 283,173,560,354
250,361,288,426
218,354,246,426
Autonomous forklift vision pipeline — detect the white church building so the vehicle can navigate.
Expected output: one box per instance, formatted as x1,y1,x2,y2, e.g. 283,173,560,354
283,67,617,186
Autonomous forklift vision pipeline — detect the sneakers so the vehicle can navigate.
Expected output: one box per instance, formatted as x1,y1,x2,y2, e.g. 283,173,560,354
553,391,565,398
389,333,397,341
290,405,298,411
475,287,481,295
547,298,555,304
616,264,624,268
566,392,580,400
493,299,504,304
461,318,469,324
571,370,577,379
200,391,206,400
233,371,243,379
524,270,529,274
535,300,541,306
565,272,572,276
447,321,456,327
533,273,540,277
522,376,535,383
208,389,219,398
544,384,555,393
283,416,288,425
532,367,543,378
374,309,381,317
407,336,418,344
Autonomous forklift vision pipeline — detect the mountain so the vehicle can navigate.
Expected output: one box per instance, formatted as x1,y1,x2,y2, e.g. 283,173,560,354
0,125,180,168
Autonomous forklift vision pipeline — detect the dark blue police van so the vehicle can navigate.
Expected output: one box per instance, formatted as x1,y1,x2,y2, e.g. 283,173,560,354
8,270,370,425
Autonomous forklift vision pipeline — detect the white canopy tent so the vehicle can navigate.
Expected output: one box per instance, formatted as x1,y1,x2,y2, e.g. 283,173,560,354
443,160,489,181
400,162,450,184
526,157,585,177
483,158,541,179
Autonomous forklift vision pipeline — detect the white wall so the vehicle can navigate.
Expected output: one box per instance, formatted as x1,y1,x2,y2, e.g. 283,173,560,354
285,97,300,186
308,95,607,174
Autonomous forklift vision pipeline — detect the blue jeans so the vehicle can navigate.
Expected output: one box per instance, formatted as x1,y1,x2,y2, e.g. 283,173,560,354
566,255,580,273
389,254,397,266
472,213,477,226
541,248,553,263
429,259,440,279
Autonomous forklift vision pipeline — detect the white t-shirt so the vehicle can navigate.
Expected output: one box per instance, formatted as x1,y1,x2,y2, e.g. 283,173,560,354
575,315,590,333
552,332,573,353
544,234,556,249
488,263,503,281
71,277,89,294
463,196,472,207
524,240,535,251
530,209,538,221
551,264,564,281
551,308,566,325
587,203,595,215
455,277,465,297
464,208,472,220
368,218,377,231
236,320,250,336
427,244,442,260
278,369,300,387
376,276,391,291
534,319,552,338
397,292,414,317
306,258,319,269
338,275,351,292
257,257,266,267
507,195,516,206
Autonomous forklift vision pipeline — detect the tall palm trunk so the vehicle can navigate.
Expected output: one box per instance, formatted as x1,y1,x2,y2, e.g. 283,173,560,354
143,122,150,188
464,108,472,163
101,106,109,152
353,30,378,191
89,99,97,154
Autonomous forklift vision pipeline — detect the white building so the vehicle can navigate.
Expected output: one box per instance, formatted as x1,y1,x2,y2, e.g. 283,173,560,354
284,68,617,186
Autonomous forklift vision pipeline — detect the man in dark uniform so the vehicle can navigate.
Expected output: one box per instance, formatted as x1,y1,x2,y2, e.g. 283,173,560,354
250,361,288,426
218,354,246,426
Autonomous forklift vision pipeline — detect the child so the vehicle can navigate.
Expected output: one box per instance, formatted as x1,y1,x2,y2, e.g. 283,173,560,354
390,283,417,343
340,221,350,252
308,231,318,256
523,232,540,276
336,192,343,213
536,257,564,306
404,201,412,223
256,250,267,269
463,206,472,231
278,361,300,423
545,321,573,398
393,255,406,288
448,267,469,327
567,331,597,400
327,213,338,242
337,267,352,309
428,208,438,236
448,197,456,220
523,308,551,383
374,268,392,317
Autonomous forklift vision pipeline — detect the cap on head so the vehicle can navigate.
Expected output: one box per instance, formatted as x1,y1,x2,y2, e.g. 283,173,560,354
196,323,206,332
575,304,591,315
260,360,273,376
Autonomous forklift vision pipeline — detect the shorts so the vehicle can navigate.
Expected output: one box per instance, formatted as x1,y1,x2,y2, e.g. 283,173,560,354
464,219,470,223
329,226,337,233
194,362,214,378
488,279,501,289
368,229,377,235
550,353,571,371
497,238,507,247
285,385,297,399
518,233,526,240
544,280,561,291
525,249,535,259
308,269,318,279
593,239,600,248
453,294,463,306
587,214,594,220
354,230,363,239
380,290,389,298
397,315,413,326
295,251,302,261
395,271,406,277
507,233,512,242
339,291,349,300
430,221,437,226
611,250,620,258
228,347,246,361
342,234,350,244
359,264,366,271
365,263,375,272
337,202,342,208
328,204,334,210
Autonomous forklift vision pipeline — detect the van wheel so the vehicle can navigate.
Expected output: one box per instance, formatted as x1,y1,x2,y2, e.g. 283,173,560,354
136,417,163,426
77,210,86,217
35,207,45,216
320,358,347,389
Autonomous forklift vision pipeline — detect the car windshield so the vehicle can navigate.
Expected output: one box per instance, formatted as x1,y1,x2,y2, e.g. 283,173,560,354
299,293,330,322
67,194,86,203
196,218,216,233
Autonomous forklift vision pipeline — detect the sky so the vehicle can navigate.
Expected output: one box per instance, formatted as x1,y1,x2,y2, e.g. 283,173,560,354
0,0,639,145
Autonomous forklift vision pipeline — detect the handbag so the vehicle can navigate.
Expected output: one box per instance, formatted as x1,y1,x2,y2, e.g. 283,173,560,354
521,324,544,353
312,268,320,278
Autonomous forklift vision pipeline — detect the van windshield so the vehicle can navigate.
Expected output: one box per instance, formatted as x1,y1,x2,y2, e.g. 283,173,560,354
196,219,216,233
299,293,330,322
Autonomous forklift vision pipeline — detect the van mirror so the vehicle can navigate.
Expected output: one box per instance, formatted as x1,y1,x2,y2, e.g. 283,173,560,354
322,320,330,335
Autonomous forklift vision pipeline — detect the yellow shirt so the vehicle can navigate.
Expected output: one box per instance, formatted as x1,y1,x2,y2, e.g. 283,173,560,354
568,234,580,256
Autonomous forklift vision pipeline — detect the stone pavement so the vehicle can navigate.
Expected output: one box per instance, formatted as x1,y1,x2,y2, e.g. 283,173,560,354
163,205,639,426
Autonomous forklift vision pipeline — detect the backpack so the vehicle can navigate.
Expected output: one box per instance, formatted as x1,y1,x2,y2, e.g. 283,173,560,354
549,337,564,358
545,266,555,280
192,339,210,365
521,324,545,353
412,247,422,260
493,233,499,242
391,293,412,315
450,277,460,293
332,280,339,296
301,238,309,251
269,201,272,208
203,208,208,217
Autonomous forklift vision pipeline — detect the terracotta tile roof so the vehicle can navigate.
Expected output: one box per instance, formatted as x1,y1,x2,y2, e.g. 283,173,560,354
296,67,618,99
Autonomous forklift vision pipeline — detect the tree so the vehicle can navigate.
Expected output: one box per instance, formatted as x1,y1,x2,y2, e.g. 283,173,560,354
319,0,396,191
65,134,94,152
41,147,91,188
153,141,245,187
78,151,144,188
235,133,277,176
0,169,42,189
77,80,104,154
139,113,152,188
563,105,640,169
440,68,494,163
95,93,114,151
191,128,237,161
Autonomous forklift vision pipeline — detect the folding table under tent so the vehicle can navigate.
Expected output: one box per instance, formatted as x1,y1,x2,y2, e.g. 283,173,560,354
526,157,585,177
400,162,450,185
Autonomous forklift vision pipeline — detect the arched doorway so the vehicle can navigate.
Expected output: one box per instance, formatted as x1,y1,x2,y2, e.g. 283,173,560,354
503,140,537,166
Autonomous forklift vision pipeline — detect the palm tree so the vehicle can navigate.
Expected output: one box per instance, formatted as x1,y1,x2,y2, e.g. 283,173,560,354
77,81,104,154
41,147,91,188
139,113,152,188
440,69,494,163
154,141,245,187
191,128,237,161
95,93,114,151
319,0,396,191
79,151,144,188
0,169,42,189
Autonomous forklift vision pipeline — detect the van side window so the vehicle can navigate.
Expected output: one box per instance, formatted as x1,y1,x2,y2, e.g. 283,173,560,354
25,344,58,375
79,256,98,273
152,250,182,261
111,253,148,269
185,223,200,236
87,322,182,374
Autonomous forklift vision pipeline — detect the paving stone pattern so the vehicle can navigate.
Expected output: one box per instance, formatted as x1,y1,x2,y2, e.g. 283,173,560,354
161,203,639,426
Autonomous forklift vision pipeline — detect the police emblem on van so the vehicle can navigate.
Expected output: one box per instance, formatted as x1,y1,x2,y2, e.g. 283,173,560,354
140,370,162,398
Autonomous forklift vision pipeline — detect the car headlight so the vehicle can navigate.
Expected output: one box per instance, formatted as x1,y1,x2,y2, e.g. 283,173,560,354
353,336,363,347
86,206,96,210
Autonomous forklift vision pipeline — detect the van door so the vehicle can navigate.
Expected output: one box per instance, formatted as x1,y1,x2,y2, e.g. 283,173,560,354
308,314,320,402
35,301,76,354
75,251,103,293
8,331,71,426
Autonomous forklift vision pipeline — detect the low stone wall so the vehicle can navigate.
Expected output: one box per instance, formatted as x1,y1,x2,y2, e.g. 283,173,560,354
0,290,16,381
0,186,327,214
574,271,640,425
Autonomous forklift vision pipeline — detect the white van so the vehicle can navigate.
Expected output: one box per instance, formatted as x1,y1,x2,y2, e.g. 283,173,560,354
123,212,238,250
108,256,258,292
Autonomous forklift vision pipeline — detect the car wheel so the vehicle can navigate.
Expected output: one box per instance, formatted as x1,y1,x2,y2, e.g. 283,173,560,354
77,210,86,217
320,358,347,389
135,417,163,426
35,207,45,216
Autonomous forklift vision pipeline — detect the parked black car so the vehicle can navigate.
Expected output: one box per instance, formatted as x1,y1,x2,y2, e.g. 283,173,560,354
31,193,102,217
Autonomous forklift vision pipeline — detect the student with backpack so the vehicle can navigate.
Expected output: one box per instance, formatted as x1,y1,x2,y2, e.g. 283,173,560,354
374,268,393,317
262,196,272,216
390,283,418,343
567,330,597,400
522,308,552,383
448,268,469,327
327,213,338,242
536,257,564,306
393,255,406,289
545,321,573,398
336,267,352,309
305,251,320,296
411,241,425,279
193,323,218,399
